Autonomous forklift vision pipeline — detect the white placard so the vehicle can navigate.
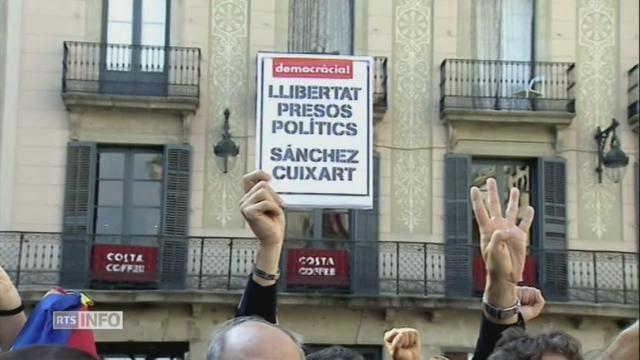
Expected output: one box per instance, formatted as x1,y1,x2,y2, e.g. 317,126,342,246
256,53,373,209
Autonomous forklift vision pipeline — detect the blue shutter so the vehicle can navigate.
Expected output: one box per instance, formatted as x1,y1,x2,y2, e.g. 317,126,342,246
160,144,191,289
536,157,568,301
444,154,472,298
350,153,380,295
60,142,97,288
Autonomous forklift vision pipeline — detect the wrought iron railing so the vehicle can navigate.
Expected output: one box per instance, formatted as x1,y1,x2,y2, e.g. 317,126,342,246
628,64,639,121
62,41,201,98
373,56,388,109
1,232,637,305
439,59,576,114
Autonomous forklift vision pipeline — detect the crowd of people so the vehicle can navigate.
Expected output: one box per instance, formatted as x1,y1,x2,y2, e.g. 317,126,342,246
0,171,637,359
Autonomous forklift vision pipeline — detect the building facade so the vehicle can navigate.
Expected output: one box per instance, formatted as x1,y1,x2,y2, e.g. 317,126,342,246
0,0,638,358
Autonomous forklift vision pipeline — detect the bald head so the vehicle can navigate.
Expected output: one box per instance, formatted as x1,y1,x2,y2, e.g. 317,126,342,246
207,317,304,360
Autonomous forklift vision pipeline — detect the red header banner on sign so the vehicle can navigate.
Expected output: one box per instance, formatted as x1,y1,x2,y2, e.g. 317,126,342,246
272,58,353,79
91,244,158,283
286,249,350,287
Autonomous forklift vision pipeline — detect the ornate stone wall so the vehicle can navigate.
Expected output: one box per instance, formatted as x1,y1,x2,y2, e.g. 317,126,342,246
576,0,622,241
204,0,250,229
391,0,433,235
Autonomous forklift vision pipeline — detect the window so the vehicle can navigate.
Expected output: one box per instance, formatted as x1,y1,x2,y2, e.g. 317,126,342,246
472,0,535,109
286,210,350,241
288,0,354,54
95,148,164,245
473,0,534,61
103,0,169,81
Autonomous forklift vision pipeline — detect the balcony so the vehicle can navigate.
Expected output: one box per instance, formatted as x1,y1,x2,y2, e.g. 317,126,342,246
1,232,637,307
440,59,576,126
628,64,639,132
373,56,388,121
62,41,201,113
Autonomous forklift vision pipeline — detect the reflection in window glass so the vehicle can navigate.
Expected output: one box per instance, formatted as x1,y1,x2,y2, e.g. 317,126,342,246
108,0,133,22
98,180,124,206
96,208,123,234
133,153,163,180
99,152,126,179
132,182,162,206
130,208,161,235
322,212,349,239
502,164,531,220
107,0,133,71
141,0,166,71
286,211,314,239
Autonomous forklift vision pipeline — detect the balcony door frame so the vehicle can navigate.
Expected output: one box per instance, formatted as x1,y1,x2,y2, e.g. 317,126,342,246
100,0,171,96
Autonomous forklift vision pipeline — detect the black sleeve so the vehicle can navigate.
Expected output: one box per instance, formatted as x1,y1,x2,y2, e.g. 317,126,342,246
235,275,278,324
472,313,525,360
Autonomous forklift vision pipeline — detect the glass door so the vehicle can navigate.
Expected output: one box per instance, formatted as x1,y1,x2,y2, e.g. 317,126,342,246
101,0,170,96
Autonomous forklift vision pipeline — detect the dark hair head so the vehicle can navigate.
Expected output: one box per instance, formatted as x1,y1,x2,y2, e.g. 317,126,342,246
306,346,365,360
489,327,583,360
0,346,96,360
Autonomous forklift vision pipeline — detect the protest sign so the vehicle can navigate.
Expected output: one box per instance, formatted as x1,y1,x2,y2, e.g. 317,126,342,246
256,53,373,208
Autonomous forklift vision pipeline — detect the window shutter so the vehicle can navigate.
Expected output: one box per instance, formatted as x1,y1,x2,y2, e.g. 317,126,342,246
536,157,568,301
444,154,473,298
350,153,380,295
60,142,97,288
160,144,192,289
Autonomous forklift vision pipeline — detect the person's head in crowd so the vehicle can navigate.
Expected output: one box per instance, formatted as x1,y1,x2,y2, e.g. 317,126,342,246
207,316,304,360
0,346,96,360
489,327,583,360
306,345,365,360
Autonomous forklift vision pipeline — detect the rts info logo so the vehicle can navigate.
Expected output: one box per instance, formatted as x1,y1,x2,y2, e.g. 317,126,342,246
53,311,123,330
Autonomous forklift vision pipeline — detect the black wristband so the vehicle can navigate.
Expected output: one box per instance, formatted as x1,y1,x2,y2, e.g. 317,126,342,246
0,303,24,316
252,265,280,281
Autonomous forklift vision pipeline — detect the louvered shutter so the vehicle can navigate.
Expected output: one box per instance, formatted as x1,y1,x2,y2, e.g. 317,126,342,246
350,153,380,295
444,154,473,298
60,142,97,288
160,144,192,289
536,157,568,301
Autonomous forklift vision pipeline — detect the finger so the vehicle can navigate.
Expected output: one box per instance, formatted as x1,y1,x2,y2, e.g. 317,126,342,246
517,286,533,304
505,187,520,224
384,330,399,344
487,178,502,218
530,291,545,317
471,187,490,228
240,180,284,207
533,288,545,308
409,331,417,347
240,188,275,211
517,206,535,232
243,170,271,193
390,334,403,354
241,200,283,220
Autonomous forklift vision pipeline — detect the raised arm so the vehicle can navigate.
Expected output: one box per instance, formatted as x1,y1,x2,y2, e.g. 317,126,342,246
0,265,27,351
235,170,286,323
470,178,542,360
